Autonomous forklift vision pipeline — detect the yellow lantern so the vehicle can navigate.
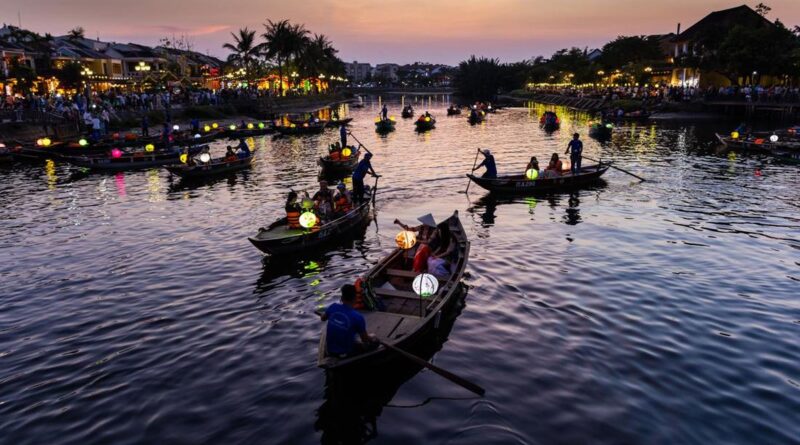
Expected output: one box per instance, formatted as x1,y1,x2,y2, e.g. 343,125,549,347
299,211,317,229
395,230,417,249
342,147,352,157
290,123,297,128
78,138,88,146
42,138,52,147
390,116,396,121
204,125,211,132
247,123,254,129
145,143,155,152
413,273,439,297
212,123,219,129
424,117,431,122
180,153,188,163
731,131,739,139
525,168,539,180
229,124,237,130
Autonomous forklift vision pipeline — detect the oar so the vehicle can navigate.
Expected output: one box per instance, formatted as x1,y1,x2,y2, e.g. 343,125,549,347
347,131,372,155
464,148,481,194
378,340,485,396
583,156,646,182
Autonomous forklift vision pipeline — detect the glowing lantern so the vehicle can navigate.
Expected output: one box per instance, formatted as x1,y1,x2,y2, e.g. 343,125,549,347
731,131,739,139
342,147,352,157
395,230,417,249
290,123,297,128
204,125,211,132
145,143,155,152
390,116,396,121
78,139,88,146
180,154,188,163
303,123,309,128
36,139,43,146
770,134,779,143
374,117,381,123
605,123,613,129
173,125,180,131
299,211,317,229
247,123,254,129
258,122,265,129
113,133,120,139
301,198,314,210
111,148,123,158
424,117,431,122
526,168,539,180
41,138,52,147
314,118,320,123
212,123,219,129
413,273,439,298
199,153,211,163
194,134,201,139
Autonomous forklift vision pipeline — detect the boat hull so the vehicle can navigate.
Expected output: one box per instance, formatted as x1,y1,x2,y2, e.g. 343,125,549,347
467,164,610,194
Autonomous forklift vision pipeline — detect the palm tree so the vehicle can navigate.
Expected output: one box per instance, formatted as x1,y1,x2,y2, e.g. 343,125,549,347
67,27,85,40
262,19,310,95
222,27,260,81
297,34,338,77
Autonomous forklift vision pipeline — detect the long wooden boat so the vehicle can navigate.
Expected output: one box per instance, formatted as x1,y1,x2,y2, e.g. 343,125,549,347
317,210,469,369
611,111,651,121
326,117,353,127
318,148,360,174
165,152,256,179
249,190,374,256
275,121,327,136
447,106,462,116
401,107,414,118
223,125,274,140
716,133,800,152
467,111,485,125
63,145,207,171
374,119,396,133
467,163,610,194
414,116,436,132
0,143,12,163
589,123,613,140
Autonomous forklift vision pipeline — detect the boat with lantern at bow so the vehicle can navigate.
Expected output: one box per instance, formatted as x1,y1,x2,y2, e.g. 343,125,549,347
165,150,256,179
447,105,462,116
467,163,610,194
401,106,414,118
62,145,207,171
414,115,436,132
319,145,360,175
222,122,275,139
248,182,376,256
374,118,396,133
716,133,800,164
326,117,353,128
589,122,613,140
275,120,327,136
317,210,469,370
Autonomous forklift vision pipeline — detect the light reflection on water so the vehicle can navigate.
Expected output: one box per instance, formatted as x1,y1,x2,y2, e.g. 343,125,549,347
0,97,798,445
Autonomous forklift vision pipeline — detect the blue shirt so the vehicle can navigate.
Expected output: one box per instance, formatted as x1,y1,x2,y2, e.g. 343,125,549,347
237,141,250,158
325,303,366,355
568,140,583,157
477,155,497,178
340,126,347,139
353,159,372,180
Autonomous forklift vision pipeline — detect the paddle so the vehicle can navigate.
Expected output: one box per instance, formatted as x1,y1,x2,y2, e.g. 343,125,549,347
347,131,372,155
464,148,481,194
583,156,646,182
378,340,485,397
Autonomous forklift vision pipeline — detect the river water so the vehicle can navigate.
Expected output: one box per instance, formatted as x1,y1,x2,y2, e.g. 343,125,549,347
1,97,799,445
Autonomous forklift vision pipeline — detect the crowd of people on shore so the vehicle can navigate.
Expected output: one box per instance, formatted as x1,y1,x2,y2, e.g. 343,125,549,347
528,84,800,104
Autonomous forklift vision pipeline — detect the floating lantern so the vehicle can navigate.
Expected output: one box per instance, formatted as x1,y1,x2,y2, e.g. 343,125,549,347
299,211,317,229
180,153,188,163
342,147,352,157
145,143,155,152
194,134,201,139
731,131,739,139
173,125,180,131
41,138,52,147
395,230,417,249
212,123,219,129
111,148,123,158
770,134,778,143
78,138,88,146
301,197,314,210
413,273,439,298
247,123,254,129
526,168,539,180
258,122,265,129
204,125,211,132
199,153,211,163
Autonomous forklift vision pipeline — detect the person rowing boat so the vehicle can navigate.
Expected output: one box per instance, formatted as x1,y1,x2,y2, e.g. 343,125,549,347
319,285,377,358
352,152,379,202
472,149,497,178
564,133,583,175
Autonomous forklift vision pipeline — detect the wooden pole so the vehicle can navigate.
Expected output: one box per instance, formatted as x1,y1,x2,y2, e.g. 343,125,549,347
465,148,481,193
583,156,646,182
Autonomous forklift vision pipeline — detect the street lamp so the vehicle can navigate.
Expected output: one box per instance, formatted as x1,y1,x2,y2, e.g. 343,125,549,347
135,61,151,73
291,71,299,88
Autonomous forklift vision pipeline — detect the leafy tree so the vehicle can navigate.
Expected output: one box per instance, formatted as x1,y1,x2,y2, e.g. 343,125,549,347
55,61,83,90
599,36,664,70
717,19,799,82
67,27,85,40
453,56,502,101
222,27,260,81
9,59,37,94
755,3,771,17
262,19,310,95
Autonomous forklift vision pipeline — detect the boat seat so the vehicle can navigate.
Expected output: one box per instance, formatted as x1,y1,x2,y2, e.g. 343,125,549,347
386,268,445,281
373,287,424,300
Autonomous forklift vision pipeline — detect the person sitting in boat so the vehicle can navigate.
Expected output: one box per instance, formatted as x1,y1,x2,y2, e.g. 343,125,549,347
236,139,251,159
285,191,302,229
352,152,379,202
319,284,377,357
526,156,540,174
394,214,438,245
472,149,497,178
313,180,335,221
225,146,238,162
334,183,353,214
543,153,563,178
329,143,342,161
427,222,455,276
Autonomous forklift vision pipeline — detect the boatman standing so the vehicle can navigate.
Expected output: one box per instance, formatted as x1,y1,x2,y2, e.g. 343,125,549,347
381,104,388,121
340,124,348,148
473,149,497,178
319,284,376,357
352,152,379,202
565,133,583,175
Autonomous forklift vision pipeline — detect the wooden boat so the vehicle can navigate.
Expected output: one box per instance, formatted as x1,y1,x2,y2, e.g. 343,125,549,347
0,143,12,163
223,124,274,139
467,111,485,125
466,163,610,194
589,122,613,140
275,120,327,136
716,133,800,152
326,117,353,127
248,188,375,256
612,111,651,121
401,106,414,118
165,152,256,179
414,115,436,132
317,210,469,369
374,118,396,133
447,106,462,116
63,145,207,171
539,113,560,132
319,147,361,174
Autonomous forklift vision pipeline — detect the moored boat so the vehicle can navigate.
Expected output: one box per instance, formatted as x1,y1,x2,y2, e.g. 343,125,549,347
317,210,469,369
62,145,207,171
467,163,610,194
275,120,327,136
165,151,256,179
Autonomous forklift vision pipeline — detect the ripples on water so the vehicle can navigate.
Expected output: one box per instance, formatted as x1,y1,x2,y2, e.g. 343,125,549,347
1,97,798,444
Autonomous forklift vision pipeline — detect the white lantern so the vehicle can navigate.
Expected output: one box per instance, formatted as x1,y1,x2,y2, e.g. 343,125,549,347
770,134,779,143
199,152,211,163
173,124,180,131
413,273,439,298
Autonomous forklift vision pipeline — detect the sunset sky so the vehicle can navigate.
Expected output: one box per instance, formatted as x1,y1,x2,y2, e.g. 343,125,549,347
2,0,798,64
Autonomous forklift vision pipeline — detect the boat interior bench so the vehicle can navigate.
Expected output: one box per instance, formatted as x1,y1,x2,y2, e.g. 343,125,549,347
362,311,419,340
